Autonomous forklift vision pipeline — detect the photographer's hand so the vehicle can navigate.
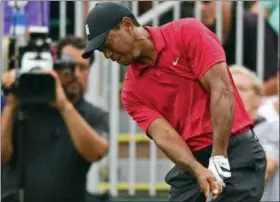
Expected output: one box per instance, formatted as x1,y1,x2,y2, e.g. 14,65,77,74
1,69,20,108
43,70,70,110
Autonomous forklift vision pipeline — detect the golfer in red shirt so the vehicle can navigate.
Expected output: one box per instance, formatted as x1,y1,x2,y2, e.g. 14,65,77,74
82,2,266,202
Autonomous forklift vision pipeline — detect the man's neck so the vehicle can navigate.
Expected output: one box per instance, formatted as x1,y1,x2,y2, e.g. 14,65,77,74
253,116,266,126
134,27,156,65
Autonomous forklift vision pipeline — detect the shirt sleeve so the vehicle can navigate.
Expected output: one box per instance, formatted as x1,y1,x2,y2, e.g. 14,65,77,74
182,19,226,79
121,88,163,134
81,104,109,139
89,107,109,136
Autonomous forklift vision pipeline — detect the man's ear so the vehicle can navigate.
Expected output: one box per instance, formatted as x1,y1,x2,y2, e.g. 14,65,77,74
121,17,134,31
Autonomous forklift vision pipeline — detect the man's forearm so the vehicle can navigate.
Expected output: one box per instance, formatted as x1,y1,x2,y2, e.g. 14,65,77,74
148,118,203,176
155,133,202,176
210,88,234,157
59,102,108,162
264,73,279,96
265,156,278,181
1,104,17,163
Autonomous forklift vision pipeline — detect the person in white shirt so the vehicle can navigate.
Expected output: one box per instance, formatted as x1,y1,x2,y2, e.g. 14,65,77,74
230,65,279,202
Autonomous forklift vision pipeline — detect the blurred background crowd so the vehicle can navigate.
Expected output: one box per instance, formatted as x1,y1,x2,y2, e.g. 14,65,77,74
1,1,279,202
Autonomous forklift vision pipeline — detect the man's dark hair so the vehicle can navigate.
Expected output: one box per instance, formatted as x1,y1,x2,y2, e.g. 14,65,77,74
113,15,140,29
56,36,94,65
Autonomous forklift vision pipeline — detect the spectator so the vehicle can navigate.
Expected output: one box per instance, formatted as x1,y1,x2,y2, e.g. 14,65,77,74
258,95,279,122
199,1,278,95
251,1,279,35
230,64,279,202
3,1,50,36
1,36,109,202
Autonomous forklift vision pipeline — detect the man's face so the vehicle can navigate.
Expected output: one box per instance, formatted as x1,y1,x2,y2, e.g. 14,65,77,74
57,45,91,100
200,1,217,27
98,18,140,66
232,73,261,119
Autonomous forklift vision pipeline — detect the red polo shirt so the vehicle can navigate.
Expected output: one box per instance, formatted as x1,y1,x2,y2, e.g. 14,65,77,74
121,18,252,152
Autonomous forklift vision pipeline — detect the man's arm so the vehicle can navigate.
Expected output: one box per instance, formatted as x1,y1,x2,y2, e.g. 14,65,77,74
200,62,235,157
45,70,109,163
250,2,272,18
121,82,221,197
59,102,109,162
1,102,17,163
147,118,202,175
264,72,279,96
147,118,221,197
182,20,234,157
265,156,278,181
1,70,20,164
122,82,202,174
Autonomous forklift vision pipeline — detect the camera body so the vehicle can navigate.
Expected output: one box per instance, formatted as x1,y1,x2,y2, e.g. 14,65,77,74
5,26,76,105
12,26,55,105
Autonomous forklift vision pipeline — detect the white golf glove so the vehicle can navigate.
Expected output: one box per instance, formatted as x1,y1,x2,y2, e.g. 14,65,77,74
208,156,231,187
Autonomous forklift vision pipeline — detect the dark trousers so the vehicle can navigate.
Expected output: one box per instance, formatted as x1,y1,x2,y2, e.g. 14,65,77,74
1,191,86,202
166,130,267,202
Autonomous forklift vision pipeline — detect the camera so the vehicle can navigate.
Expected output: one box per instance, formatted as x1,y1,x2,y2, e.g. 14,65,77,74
10,26,55,105
3,26,76,105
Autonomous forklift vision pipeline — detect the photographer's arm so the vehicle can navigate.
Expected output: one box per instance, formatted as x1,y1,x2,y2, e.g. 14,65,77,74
1,70,19,164
46,69,109,162
59,102,109,162
1,102,17,164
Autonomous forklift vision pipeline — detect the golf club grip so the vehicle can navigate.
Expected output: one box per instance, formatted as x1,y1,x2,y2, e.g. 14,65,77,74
206,191,213,202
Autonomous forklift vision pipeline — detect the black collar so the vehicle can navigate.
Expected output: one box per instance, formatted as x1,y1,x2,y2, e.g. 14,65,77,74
254,116,267,126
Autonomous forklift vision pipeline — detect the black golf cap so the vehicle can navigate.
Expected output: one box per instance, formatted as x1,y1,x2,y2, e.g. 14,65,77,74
82,2,134,59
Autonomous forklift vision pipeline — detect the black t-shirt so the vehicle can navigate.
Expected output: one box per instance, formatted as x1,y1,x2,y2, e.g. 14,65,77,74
208,6,278,81
1,98,109,202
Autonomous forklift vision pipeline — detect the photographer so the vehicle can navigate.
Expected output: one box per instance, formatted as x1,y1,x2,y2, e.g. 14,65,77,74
1,36,109,202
